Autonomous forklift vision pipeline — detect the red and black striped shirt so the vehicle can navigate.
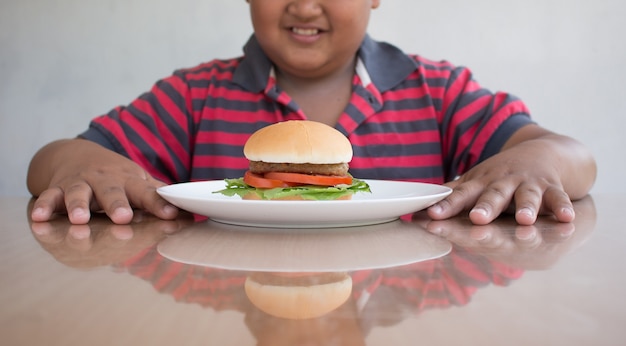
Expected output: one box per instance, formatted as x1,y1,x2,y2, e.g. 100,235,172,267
81,35,532,184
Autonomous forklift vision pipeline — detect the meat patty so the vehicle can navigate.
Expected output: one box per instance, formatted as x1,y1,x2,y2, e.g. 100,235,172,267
249,161,349,176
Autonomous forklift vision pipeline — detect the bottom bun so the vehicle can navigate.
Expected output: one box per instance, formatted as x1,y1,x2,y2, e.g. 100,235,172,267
244,272,353,320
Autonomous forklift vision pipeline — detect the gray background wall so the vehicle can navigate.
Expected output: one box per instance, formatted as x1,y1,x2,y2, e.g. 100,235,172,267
1,0,624,196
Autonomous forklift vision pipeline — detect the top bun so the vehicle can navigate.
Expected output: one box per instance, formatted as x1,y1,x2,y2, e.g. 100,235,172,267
244,120,353,164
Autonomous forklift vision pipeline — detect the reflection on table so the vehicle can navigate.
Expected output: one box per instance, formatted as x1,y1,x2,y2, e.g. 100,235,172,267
24,196,598,345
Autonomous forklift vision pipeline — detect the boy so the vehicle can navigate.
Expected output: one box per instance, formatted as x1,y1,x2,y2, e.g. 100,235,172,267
27,0,596,226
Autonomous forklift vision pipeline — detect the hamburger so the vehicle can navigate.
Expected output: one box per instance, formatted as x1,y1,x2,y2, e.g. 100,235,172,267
244,271,353,320
214,120,370,200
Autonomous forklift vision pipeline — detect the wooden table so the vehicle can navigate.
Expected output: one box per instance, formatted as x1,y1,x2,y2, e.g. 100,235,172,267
0,195,623,346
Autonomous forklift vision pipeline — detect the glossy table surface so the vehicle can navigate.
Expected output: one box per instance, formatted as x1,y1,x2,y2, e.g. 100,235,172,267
1,194,624,346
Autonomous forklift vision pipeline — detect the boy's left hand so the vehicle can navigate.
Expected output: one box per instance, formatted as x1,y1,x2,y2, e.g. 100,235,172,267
427,124,596,225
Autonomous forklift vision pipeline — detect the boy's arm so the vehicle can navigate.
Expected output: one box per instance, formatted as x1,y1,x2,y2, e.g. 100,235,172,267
427,124,597,225
27,138,179,224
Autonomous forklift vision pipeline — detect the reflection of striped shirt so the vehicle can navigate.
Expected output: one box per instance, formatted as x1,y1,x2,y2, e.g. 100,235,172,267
81,35,531,184
116,245,524,327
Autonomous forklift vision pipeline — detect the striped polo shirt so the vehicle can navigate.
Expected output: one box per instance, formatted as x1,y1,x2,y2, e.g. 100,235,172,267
80,35,532,185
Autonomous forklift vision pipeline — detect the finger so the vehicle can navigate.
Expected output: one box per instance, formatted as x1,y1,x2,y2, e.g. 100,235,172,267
542,187,575,222
428,180,481,220
512,183,544,226
62,181,96,224
31,188,66,222
90,183,134,225
468,181,518,225
124,177,178,220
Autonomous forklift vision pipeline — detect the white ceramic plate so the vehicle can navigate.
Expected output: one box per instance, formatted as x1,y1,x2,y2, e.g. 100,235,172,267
157,219,452,272
157,179,452,228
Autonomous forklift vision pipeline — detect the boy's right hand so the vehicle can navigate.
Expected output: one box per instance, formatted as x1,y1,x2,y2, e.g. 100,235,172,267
27,139,179,225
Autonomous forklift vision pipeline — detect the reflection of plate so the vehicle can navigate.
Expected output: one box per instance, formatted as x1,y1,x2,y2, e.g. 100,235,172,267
157,180,451,228
157,220,452,272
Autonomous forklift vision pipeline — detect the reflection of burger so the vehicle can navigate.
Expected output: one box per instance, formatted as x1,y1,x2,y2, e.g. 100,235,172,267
244,272,353,320
214,120,370,200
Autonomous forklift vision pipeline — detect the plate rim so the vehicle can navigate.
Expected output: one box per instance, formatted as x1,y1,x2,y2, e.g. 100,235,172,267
156,179,452,228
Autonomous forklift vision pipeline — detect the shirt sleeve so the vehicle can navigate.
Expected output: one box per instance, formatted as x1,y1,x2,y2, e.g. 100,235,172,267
478,113,535,162
79,71,194,184
438,66,532,179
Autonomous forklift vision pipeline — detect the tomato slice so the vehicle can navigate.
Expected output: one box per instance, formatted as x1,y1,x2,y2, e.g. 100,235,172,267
264,172,352,186
244,171,295,188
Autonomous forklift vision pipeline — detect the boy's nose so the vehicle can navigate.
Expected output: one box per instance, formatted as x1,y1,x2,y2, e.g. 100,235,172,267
287,0,323,19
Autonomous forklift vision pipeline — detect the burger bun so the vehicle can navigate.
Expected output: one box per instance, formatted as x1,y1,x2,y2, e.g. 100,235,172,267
244,120,353,164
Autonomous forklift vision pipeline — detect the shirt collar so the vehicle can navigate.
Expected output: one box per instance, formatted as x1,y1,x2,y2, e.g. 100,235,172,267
233,34,417,93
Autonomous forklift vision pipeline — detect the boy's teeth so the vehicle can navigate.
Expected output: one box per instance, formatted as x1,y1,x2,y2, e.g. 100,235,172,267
292,28,319,35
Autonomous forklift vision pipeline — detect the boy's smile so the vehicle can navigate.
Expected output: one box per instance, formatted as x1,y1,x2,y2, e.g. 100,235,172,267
248,0,380,80
289,25,325,44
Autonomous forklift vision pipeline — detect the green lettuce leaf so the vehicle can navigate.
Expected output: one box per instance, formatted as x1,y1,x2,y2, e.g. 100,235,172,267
213,177,371,200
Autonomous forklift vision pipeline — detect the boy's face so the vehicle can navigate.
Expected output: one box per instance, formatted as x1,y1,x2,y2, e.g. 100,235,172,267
247,0,380,80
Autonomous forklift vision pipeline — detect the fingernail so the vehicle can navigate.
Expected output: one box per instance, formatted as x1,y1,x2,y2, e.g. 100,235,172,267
32,207,47,219
163,204,177,215
113,207,133,219
430,204,443,214
517,207,534,218
470,208,488,217
562,207,575,219
71,208,88,220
